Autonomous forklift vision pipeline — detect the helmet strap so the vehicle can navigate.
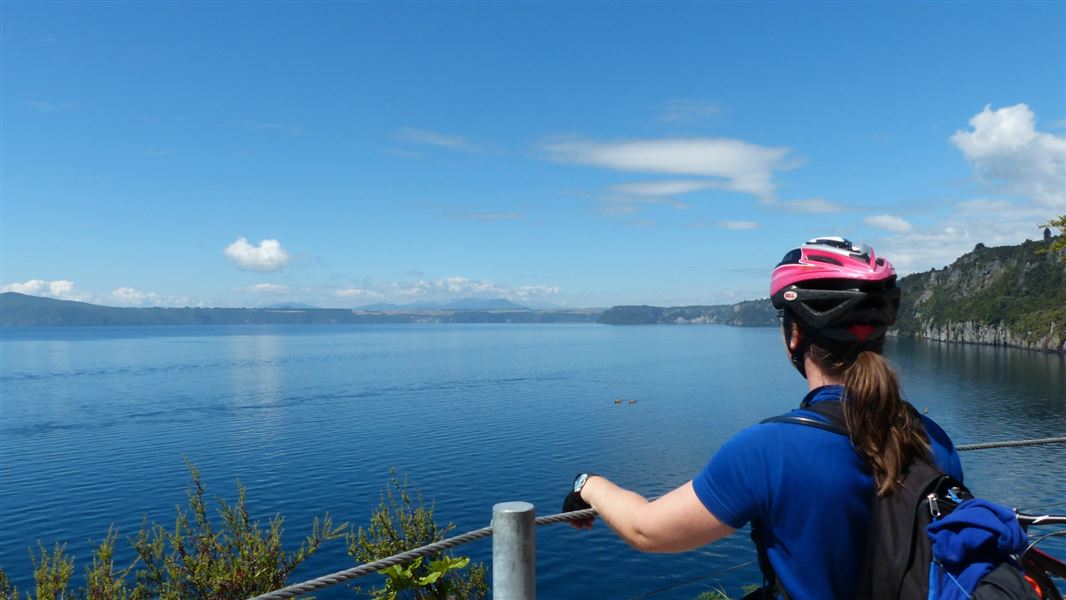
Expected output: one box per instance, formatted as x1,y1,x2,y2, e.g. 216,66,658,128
782,313,811,379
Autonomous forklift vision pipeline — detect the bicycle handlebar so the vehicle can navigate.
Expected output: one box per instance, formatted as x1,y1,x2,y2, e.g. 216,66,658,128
1017,512,1066,527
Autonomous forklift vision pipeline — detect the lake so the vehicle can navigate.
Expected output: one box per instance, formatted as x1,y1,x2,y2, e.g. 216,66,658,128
1,324,1064,598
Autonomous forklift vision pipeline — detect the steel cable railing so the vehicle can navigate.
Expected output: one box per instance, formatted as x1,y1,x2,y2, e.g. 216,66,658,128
250,436,1066,600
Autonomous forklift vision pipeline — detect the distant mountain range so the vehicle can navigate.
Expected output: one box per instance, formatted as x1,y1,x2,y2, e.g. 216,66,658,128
4,236,1061,353
597,299,777,326
0,293,599,327
358,298,529,311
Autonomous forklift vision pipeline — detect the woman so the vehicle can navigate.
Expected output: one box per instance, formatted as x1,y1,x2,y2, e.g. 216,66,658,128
563,236,963,600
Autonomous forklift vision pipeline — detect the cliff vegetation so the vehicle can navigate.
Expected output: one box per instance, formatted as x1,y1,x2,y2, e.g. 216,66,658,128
894,234,1066,352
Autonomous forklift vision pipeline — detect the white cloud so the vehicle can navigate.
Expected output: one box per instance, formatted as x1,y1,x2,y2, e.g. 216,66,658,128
599,196,689,216
383,147,427,159
26,100,75,112
109,287,163,307
333,287,384,300
224,237,291,272
953,199,1016,215
389,277,559,301
865,214,913,233
2,279,88,301
719,221,759,230
611,180,721,197
3,280,195,307
951,103,1066,210
782,198,848,214
243,283,291,293
394,128,482,153
540,137,797,201
250,122,303,135
873,104,1066,273
656,100,720,124
451,211,522,222
872,199,1050,272
512,285,560,299
108,288,195,307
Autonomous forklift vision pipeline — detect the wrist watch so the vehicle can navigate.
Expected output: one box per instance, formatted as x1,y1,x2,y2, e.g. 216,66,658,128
573,473,597,495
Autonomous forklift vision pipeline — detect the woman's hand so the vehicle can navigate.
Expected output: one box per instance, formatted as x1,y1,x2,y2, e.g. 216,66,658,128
563,473,597,529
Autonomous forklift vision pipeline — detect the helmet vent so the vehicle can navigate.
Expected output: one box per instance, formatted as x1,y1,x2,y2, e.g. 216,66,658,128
775,249,803,269
808,255,843,266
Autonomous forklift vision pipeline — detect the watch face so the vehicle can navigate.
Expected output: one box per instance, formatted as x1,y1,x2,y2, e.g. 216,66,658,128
573,473,589,493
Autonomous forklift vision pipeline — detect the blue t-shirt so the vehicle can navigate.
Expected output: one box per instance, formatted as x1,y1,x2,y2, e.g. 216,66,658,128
692,385,962,600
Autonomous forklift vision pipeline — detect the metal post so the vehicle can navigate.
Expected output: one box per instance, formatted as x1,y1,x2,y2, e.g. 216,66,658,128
492,501,535,600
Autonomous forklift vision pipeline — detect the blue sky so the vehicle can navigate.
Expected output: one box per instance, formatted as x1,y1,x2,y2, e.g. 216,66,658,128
2,2,1064,309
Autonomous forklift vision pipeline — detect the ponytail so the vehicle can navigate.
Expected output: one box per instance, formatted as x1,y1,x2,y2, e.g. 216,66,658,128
809,345,931,496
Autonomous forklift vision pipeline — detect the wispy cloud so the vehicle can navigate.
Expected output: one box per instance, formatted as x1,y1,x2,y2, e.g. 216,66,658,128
726,267,769,277
656,99,720,124
241,283,291,294
599,196,689,216
388,276,559,302
383,147,427,159
450,211,522,222
250,122,304,135
719,220,759,230
394,127,483,153
953,199,1015,215
540,137,798,202
951,103,1065,210
781,198,848,214
611,179,722,197
689,220,760,230
334,287,385,300
329,277,559,305
26,100,75,112
864,214,913,233
224,237,291,272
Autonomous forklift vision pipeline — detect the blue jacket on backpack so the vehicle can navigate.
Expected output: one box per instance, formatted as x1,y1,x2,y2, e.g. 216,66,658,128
927,499,1030,600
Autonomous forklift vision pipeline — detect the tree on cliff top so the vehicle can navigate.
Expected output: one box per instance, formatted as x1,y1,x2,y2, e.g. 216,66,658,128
1037,215,1066,259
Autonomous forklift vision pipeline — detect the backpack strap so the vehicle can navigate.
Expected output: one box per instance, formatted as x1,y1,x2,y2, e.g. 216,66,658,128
760,399,849,436
750,519,793,600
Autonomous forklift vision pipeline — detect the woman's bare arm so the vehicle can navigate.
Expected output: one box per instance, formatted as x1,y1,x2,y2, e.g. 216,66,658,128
579,477,735,552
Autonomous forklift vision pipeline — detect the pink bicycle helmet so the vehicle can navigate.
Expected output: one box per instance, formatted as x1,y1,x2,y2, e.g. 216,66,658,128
771,236,900,342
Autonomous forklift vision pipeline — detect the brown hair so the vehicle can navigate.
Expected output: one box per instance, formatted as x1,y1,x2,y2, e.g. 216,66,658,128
808,343,931,496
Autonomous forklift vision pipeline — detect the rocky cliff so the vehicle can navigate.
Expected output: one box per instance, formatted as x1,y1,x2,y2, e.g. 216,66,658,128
893,236,1066,352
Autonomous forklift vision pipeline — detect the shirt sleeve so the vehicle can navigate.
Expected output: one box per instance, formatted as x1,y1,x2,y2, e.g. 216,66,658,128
921,415,965,482
691,425,779,529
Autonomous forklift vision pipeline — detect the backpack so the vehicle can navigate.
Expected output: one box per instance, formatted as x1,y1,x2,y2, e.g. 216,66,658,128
751,400,1041,600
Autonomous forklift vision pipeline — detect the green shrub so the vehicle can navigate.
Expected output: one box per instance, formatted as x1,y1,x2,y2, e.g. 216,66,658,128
0,566,17,600
130,462,346,599
0,467,491,600
347,472,487,600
